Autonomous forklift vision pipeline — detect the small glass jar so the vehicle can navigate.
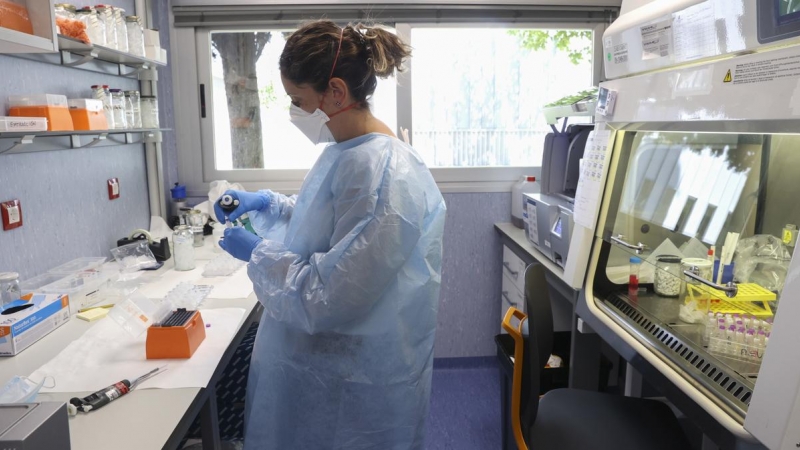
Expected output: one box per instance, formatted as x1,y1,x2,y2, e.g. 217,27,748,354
76,7,105,46
654,255,682,297
92,84,113,129
124,90,142,129
112,7,128,53
125,15,145,57
680,258,714,304
54,3,77,21
95,5,117,49
140,96,159,129
187,210,206,248
109,89,127,129
0,272,21,307
173,226,196,271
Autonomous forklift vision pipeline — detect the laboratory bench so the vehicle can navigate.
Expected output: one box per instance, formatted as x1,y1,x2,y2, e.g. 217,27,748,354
0,237,261,450
495,222,605,391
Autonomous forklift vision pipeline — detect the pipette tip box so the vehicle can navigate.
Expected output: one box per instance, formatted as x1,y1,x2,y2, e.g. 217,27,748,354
146,309,206,359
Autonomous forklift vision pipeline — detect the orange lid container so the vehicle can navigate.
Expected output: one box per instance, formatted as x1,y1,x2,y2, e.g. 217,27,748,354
8,95,74,131
146,310,207,360
0,0,33,35
68,99,108,131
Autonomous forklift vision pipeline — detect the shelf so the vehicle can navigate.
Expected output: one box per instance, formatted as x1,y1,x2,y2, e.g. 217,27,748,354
57,35,165,68
0,26,57,53
543,99,598,125
0,128,170,155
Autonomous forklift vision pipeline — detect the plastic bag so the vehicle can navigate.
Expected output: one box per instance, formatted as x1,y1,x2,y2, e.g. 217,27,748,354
110,241,159,272
733,235,792,292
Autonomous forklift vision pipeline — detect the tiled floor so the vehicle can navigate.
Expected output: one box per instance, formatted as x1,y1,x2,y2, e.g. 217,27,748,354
425,360,502,450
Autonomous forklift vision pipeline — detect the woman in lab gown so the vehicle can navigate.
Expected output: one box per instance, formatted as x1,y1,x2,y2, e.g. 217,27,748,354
216,20,447,450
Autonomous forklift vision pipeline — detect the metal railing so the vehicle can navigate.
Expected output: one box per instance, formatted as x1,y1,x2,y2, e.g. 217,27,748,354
412,129,548,167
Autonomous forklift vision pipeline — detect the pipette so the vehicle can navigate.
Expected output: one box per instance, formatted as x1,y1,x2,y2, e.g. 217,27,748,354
68,365,168,414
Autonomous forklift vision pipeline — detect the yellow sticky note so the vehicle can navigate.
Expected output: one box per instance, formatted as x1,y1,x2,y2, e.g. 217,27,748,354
77,308,109,322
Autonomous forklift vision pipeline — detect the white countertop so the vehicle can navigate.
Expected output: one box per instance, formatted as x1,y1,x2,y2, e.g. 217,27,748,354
0,237,259,450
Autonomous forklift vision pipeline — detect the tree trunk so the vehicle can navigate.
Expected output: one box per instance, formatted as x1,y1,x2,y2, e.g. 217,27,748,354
211,32,271,169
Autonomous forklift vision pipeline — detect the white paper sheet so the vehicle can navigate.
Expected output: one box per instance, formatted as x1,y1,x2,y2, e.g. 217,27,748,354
136,264,253,300
30,308,245,392
573,129,613,229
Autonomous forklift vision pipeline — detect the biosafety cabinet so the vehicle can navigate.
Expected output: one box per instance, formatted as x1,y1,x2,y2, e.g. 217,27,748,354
578,1,800,449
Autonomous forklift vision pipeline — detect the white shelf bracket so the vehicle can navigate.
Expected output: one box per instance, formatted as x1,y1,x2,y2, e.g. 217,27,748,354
73,132,108,149
1,135,36,154
62,49,99,67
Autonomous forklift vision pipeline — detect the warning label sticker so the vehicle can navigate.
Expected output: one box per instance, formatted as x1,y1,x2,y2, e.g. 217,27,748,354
730,54,800,85
611,43,628,64
640,18,673,60
723,69,732,83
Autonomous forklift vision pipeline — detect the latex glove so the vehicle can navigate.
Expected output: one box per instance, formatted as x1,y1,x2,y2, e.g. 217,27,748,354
214,190,270,224
219,227,262,262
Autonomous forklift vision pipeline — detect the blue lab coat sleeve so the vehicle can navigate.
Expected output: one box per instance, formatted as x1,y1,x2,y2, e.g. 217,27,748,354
247,190,297,241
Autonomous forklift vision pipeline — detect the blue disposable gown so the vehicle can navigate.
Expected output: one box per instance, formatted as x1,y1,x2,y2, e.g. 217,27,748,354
243,133,446,450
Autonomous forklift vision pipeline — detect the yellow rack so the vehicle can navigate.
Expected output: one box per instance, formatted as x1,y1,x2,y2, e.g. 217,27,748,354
687,283,776,317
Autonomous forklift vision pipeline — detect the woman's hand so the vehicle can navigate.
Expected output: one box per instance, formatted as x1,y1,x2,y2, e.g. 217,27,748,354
214,190,270,224
219,227,263,262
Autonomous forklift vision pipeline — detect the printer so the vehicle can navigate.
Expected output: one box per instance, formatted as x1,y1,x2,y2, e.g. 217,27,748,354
523,120,593,268
0,402,70,450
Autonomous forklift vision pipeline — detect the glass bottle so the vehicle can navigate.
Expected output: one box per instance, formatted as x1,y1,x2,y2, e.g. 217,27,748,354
54,3,77,21
125,15,145,57
112,7,128,53
0,272,21,307
76,7,105,46
124,91,141,129
654,255,681,297
109,89,127,129
95,5,117,49
92,84,114,129
140,96,159,129
173,226,196,271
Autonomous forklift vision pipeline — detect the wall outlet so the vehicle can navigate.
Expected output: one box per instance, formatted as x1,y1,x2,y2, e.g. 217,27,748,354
108,178,120,200
1,199,22,231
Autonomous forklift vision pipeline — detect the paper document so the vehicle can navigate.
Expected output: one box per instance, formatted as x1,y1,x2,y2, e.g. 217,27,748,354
573,130,613,229
31,308,246,392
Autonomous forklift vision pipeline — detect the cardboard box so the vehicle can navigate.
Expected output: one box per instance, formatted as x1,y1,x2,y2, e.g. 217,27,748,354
0,294,70,356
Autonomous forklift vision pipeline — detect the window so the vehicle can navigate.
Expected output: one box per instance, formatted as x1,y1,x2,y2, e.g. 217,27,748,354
409,27,594,168
207,30,396,171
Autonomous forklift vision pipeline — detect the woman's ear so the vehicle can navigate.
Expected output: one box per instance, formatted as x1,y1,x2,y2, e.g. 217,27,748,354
328,77,350,107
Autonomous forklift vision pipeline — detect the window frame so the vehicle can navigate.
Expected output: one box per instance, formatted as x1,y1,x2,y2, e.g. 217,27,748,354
175,20,606,197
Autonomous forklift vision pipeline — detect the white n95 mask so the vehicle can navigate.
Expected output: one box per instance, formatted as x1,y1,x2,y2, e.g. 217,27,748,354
289,104,336,145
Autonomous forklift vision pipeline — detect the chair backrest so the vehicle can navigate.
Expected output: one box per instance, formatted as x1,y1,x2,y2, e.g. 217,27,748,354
520,263,554,430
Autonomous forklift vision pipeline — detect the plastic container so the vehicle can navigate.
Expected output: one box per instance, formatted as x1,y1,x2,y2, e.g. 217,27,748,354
47,257,107,275
511,176,538,229
76,6,105,46
629,256,641,296
112,6,127,53
0,0,33,34
68,98,108,130
8,94,74,131
95,5,116,50
141,95,159,128
109,89,127,129
0,272,21,307
654,255,682,297
91,84,114,129
54,3,76,21
38,270,112,314
108,294,172,337
680,258,714,304
0,116,47,132
125,15,144,57
124,90,140,129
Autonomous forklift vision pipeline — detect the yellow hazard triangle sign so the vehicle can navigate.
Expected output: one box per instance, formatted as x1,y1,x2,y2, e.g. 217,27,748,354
723,69,732,83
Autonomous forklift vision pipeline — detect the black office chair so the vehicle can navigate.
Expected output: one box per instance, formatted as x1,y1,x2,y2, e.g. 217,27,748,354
500,264,692,450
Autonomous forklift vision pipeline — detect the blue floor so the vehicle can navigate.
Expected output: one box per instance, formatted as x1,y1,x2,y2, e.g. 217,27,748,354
425,359,502,450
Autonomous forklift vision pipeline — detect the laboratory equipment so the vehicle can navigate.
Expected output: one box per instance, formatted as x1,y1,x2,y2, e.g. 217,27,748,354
68,98,107,130
163,282,212,309
122,90,134,129
140,95,159,128
511,175,537,229
75,6,104,46
173,225,195,271
186,209,207,247
654,255,681,297
783,224,798,249
629,256,640,296
203,252,245,277
0,272,20,307
111,6,127,53
53,3,76,21
8,94,73,131
0,403,70,450
91,84,113,129
108,89,127,129
69,366,166,413
211,222,225,253
125,15,144,57
169,182,187,228
576,3,800,448
107,294,171,337
94,5,116,50
146,309,206,359
522,103,594,272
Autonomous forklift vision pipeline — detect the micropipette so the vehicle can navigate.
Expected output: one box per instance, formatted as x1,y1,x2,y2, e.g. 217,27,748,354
68,365,168,414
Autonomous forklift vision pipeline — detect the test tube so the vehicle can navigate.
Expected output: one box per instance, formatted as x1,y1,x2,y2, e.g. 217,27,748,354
745,329,756,361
